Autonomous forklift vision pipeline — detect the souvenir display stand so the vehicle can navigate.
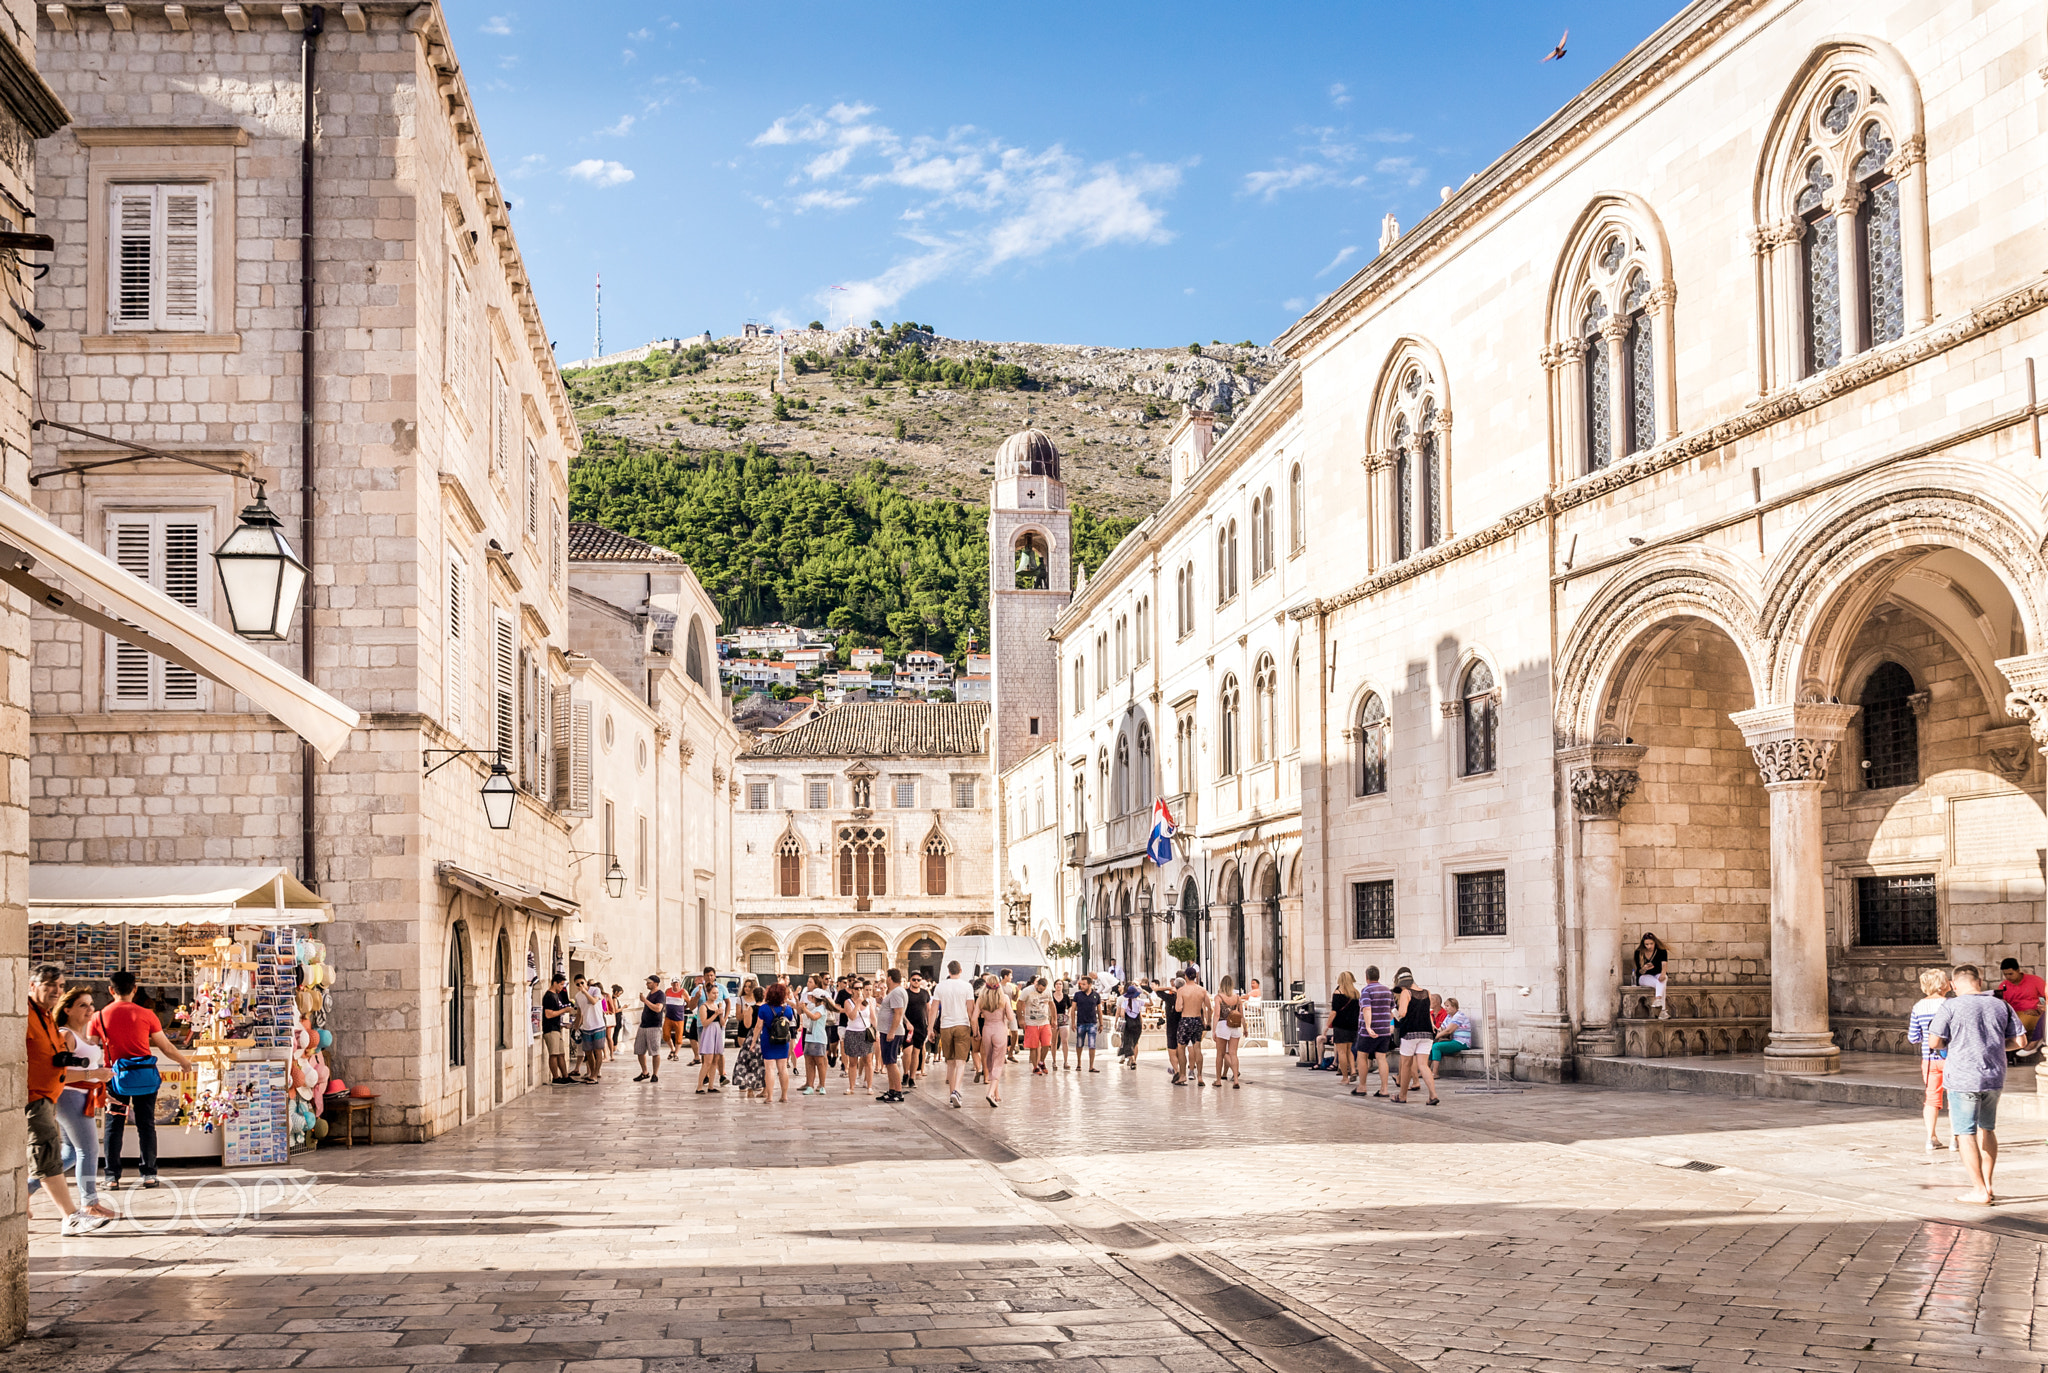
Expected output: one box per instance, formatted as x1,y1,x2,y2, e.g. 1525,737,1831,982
25,865,337,1164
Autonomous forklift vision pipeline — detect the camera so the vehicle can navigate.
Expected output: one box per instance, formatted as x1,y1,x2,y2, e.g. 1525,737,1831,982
51,1050,85,1069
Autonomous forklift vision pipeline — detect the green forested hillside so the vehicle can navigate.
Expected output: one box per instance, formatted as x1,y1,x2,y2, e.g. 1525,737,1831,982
568,443,1138,659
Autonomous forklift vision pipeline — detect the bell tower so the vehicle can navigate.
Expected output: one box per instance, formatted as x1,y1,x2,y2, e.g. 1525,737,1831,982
987,428,1070,774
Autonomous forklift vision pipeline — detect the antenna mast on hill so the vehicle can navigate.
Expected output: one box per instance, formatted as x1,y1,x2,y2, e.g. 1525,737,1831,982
593,272,603,360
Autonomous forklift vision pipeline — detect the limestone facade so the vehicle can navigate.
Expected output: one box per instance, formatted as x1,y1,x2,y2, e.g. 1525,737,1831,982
20,1,670,1138
994,0,2048,1084
732,702,993,981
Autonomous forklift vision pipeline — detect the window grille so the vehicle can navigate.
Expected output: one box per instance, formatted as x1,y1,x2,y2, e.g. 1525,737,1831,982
895,780,917,808
1455,870,1508,938
1461,661,1498,776
1353,880,1394,941
1856,874,1936,946
1357,693,1388,796
748,782,770,810
1859,661,1919,789
809,781,830,809
953,778,975,809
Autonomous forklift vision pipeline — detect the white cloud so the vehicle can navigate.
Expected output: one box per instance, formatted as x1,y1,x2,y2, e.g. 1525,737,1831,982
481,15,512,35
754,101,1181,325
600,114,636,137
1242,126,1417,201
628,27,652,40
511,154,546,178
565,159,635,188
1328,82,1351,107
1282,296,1308,311
498,54,519,70
1315,245,1358,278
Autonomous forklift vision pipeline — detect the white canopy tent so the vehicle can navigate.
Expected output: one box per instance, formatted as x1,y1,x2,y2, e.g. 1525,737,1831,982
0,488,358,759
29,864,332,927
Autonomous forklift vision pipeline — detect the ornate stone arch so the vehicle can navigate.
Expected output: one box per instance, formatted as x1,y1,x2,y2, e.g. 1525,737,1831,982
919,820,953,897
1545,193,1678,476
1762,485,2046,708
1555,552,1767,746
1752,38,1930,391
1362,336,1453,567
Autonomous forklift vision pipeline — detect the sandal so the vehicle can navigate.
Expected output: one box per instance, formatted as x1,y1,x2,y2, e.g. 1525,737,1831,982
1426,1097,1439,1106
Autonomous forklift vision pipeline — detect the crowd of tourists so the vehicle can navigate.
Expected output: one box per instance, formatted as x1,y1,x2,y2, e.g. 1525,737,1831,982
531,960,1265,1107
1314,965,1472,1106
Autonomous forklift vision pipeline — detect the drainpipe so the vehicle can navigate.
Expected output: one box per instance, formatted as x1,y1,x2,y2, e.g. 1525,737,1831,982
299,6,325,888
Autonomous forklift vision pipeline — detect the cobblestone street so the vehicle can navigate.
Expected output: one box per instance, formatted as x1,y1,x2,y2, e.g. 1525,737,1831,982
20,1052,2048,1373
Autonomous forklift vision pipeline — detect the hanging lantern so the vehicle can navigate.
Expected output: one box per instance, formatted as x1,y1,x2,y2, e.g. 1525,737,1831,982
213,486,308,642
480,757,517,831
604,860,626,900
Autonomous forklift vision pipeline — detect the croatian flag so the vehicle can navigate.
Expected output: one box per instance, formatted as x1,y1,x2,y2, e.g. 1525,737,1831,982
1147,797,1178,865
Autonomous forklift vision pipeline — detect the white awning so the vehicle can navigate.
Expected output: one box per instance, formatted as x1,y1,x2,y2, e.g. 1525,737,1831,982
30,864,331,927
0,489,359,759
436,861,579,920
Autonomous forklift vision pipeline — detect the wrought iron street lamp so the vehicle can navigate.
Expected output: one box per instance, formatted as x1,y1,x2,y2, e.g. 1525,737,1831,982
479,757,517,830
604,860,626,900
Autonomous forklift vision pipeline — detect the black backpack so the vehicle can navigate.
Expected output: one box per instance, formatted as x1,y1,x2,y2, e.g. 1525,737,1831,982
767,1011,795,1045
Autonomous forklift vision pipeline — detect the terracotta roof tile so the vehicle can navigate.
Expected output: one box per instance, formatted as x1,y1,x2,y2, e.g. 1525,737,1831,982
568,522,685,564
742,701,989,759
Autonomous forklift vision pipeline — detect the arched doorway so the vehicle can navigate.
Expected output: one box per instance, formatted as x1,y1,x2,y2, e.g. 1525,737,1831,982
1217,865,1244,990
1178,877,1200,972
492,930,510,1104
447,920,471,1119
1254,860,1280,997
1117,885,1134,983
1076,896,1091,975
1137,880,1156,979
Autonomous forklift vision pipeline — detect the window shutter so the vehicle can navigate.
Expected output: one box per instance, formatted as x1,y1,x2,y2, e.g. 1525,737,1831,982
550,501,563,591
535,672,553,802
158,186,208,331
111,187,156,328
158,520,203,703
447,254,471,409
551,685,573,809
565,696,593,817
493,366,510,478
105,513,209,709
491,609,517,769
107,519,155,704
517,647,535,790
444,553,466,737
525,440,540,542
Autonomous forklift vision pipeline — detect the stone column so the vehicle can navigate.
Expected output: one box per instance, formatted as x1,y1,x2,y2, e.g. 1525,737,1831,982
1997,652,2048,1102
1561,744,1644,1064
1731,704,1857,1075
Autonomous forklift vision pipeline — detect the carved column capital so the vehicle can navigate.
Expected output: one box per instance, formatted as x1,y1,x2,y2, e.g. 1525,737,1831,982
1558,743,1646,819
1363,449,1394,473
1537,342,1575,371
1997,652,2048,748
1883,134,1926,179
1599,317,1634,346
1730,704,1859,785
1829,181,1866,216
1647,282,1679,315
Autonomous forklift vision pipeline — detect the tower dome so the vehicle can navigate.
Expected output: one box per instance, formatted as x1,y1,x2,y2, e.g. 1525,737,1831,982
994,428,1060,481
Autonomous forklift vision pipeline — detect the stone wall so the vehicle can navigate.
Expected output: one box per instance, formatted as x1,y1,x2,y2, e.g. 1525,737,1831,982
1620,626,1770,983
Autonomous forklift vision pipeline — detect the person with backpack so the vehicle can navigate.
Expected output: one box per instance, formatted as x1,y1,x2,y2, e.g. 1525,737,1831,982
756,981,798,1104
91,970,193,1190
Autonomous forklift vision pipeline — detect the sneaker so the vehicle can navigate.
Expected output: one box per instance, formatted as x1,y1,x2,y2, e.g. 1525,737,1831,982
901,1075,915,1088
950,1090,962,1109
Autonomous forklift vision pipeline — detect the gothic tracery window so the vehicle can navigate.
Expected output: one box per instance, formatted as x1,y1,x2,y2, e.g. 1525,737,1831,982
1460,660,1498,777
777,832,803,897
837,825,887,900
1564,221,1662,474
1219,674,1241,776
1253,654,1277,764
1356,692,1388,797
922,831,950,896
1381,361,1446,559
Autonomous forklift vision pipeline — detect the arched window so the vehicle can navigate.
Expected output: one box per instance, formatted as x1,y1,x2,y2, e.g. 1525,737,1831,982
1356,692,1388,796
922,831,950,896
1135,722,1153,809
1289,462,1304,553
1096,632,1108,694
1582,297,1611,470
1034,784,1045,832
1755,47,1927,391
1073,654,1085,712
1072,770,1086,833
1227,520,1239,598
1289,647,1302,752
1376,356,1449,563
837,825,887,900
1134,598,1150,665
1253,654,1277,764
1219,674,1241,775
1461,660,1498,777
1114,733,1131,815
1249,494,1264,576
1860,661,1920,789
1175,566,1188,637
1098,748,1110,815
685,616,710,690
1115,615,1128,679
777,832,804,897
493,930,510,1052
1549,200,1676,476
446,921,469,1068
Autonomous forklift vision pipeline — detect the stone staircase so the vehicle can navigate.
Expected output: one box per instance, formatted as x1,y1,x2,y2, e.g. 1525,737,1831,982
1619,983,1769,1058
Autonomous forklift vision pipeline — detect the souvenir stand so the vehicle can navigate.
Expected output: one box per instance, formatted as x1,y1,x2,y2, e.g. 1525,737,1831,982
27,865,338,1163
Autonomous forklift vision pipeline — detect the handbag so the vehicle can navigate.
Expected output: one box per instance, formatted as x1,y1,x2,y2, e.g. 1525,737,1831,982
111,1055,162,1097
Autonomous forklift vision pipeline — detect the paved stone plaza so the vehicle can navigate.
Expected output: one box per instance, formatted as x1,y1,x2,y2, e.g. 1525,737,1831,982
16,1053,2048,1373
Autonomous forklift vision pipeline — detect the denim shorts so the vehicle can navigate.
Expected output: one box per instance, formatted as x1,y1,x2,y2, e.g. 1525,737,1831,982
1076,1024,1098,1049
1949,1088,2001,1136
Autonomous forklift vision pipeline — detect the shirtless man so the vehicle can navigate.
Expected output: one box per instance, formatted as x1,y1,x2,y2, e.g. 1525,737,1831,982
1175,969,1213,1088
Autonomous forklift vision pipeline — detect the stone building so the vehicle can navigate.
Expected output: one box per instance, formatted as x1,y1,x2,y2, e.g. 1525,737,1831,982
733,701,992,980
564,521,740,984
25,0,597,1137
992,0,2048,1092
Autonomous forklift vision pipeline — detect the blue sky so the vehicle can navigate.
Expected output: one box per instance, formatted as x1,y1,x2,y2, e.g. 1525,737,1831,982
444,2,1677,355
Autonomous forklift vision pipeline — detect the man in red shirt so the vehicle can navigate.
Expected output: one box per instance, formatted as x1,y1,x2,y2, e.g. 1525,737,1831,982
90,970,193,1189
1996,958,2043,1063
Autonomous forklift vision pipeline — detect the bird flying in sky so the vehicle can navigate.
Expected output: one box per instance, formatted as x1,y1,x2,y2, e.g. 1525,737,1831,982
1543,29,1568,62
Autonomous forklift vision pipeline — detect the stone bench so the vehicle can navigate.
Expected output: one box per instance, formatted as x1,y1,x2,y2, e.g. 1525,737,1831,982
1619,983,1769,1021
1618,982,1768,1058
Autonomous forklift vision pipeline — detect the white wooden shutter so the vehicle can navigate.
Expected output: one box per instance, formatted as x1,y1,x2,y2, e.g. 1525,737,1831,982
491,608,517,769
446,252,471,409
159,187,209,330
444,552,466,737
550,501,564,591
517,648,536,791
104,512,210,709
109,185,209,332
551,684,573,809
565,696,593,817
525,439,540,542
492,364,511,478
535,670,553,801
111,188,156,329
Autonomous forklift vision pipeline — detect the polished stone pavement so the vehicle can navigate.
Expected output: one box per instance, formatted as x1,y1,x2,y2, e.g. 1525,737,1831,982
19,1047,2048,1373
